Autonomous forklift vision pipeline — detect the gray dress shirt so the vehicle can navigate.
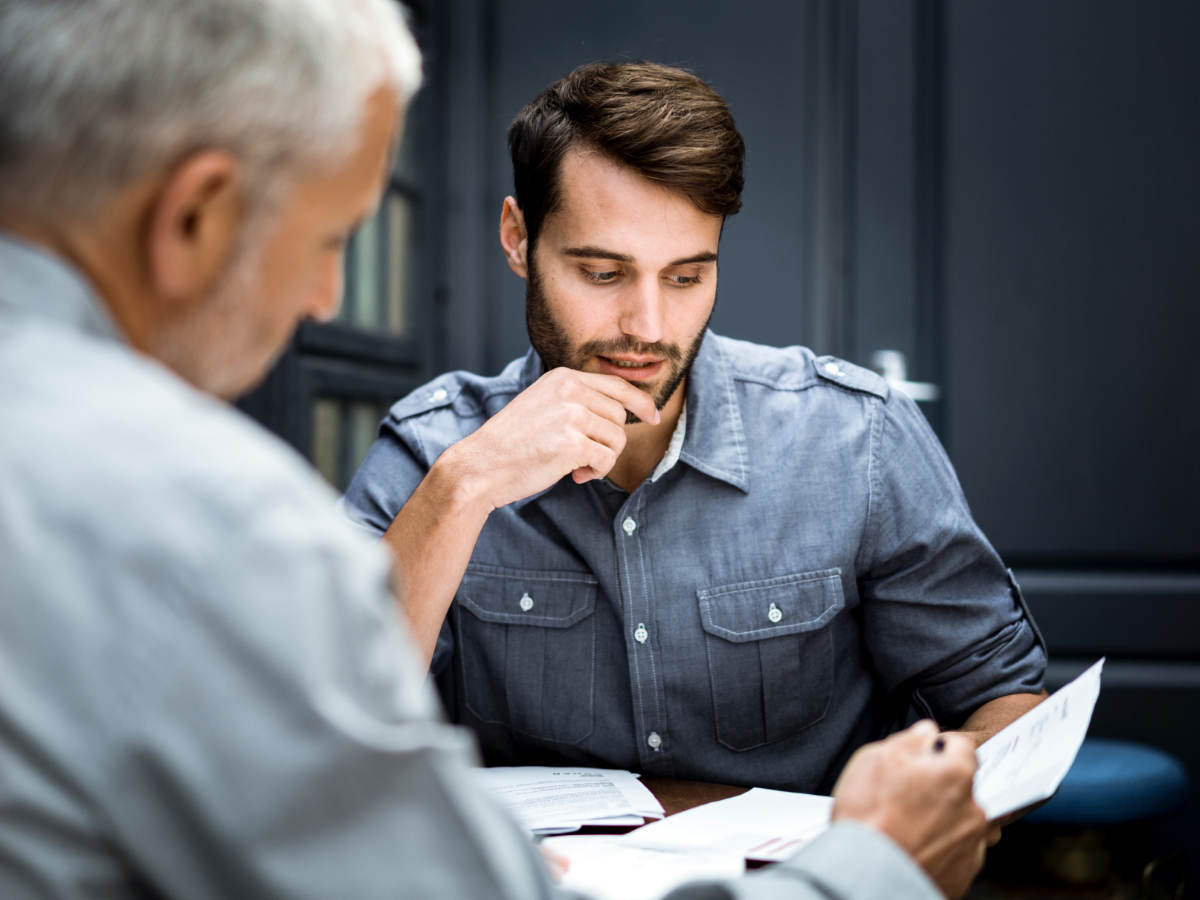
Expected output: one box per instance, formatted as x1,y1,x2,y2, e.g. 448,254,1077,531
0,231,940,899
343,335,1047,792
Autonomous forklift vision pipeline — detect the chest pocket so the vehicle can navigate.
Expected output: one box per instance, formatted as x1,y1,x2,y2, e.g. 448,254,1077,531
698,568,844,752
453,564,598,745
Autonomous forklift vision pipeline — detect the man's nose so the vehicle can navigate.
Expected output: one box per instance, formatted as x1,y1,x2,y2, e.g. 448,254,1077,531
617,276,664,345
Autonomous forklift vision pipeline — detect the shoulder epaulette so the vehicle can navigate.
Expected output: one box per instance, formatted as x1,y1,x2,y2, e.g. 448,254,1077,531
812,355,889,400
386,378,462,422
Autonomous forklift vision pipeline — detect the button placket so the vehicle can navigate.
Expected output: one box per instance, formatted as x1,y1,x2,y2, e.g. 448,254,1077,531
615,496,665,769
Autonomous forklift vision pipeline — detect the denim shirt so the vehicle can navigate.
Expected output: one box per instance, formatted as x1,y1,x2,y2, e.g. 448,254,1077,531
343,331,1047,793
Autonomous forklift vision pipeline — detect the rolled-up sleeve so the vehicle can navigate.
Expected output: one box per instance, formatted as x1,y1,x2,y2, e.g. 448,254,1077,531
856,391,1047,727
341,420,428,537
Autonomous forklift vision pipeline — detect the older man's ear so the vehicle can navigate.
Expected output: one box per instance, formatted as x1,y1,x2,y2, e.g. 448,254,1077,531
145,150,242,305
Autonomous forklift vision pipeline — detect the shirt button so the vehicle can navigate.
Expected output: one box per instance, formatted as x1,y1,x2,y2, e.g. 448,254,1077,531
519,592,534,612
823,361,843,376
768,602,783,623
622,516,637,535
646,731,663,750
634,623,649,643
429,387,448,403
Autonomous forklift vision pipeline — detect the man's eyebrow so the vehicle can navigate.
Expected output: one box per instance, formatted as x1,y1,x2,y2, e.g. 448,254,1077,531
561,246,634,263
669,251,718,266
561,246,719,266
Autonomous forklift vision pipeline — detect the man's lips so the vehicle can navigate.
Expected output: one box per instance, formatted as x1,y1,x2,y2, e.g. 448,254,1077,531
596,355,664,378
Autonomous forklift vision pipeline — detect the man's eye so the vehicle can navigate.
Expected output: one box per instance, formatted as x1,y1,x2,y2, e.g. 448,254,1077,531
582,269,620,284
667,274,702,287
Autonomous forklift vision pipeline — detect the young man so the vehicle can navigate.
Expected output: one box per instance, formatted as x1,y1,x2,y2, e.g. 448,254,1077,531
344,62,1048,794
1,4,988,898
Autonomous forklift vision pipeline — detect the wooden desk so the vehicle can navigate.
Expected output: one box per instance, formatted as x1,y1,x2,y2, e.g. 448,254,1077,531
640,778,749,817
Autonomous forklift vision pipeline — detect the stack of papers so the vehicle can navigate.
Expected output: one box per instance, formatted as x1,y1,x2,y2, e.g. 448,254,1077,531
627,787,833,862
489,659,1105,898
478,766,665,834
538,789,828,899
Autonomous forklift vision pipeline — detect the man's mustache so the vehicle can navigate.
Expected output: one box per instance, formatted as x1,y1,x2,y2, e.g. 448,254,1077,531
577,339,683,363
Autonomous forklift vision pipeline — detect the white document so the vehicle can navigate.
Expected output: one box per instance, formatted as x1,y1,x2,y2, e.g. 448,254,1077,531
541,836,745,900
973,657,1105,820
478,766,665,834
626,787,833,862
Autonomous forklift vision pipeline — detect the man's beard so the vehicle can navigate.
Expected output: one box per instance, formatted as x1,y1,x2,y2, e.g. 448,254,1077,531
525,255,710,424
149,216,274,400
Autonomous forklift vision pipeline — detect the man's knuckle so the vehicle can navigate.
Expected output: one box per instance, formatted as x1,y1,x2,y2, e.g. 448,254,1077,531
551,430,576,455
953,756,978,779
548,367,577,394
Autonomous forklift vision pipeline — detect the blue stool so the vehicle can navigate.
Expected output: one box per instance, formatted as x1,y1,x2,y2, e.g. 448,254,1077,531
996,738,1191,892
1024,738,1189,825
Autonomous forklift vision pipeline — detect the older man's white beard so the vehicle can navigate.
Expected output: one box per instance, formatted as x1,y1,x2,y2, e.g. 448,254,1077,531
149,233,269,401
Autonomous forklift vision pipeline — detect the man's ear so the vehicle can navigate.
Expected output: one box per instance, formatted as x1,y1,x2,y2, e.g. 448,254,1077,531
499,196,529,279
145,150,242,304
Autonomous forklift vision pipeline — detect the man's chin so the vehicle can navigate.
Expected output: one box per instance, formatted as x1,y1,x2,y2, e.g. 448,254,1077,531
608,374,667,417
621,376,657,393
205,348,278,403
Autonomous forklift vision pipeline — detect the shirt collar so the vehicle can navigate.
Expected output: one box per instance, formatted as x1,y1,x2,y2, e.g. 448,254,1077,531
0,231,121,343
677,331,749,492
516,330,750,495
517,346,543,389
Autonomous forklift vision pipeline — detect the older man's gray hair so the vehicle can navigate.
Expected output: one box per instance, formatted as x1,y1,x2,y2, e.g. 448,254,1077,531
0,0,422,219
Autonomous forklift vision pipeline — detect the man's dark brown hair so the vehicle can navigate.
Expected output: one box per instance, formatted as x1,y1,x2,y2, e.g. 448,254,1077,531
508,61,745,251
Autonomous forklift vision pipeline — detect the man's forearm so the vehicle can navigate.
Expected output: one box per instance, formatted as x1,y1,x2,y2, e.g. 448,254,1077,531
381,443,492,668
954,691,1048,746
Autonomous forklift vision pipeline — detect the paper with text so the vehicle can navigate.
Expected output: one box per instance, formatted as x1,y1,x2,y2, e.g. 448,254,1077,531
973,658,1105,820
478,766,664,834
626,787,834,862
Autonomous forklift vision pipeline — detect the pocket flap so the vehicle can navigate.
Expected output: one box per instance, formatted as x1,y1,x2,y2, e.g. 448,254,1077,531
698,569,844,643
457,563,598,628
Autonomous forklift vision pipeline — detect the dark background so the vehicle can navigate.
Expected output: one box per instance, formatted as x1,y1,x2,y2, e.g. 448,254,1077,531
244,0,1200,890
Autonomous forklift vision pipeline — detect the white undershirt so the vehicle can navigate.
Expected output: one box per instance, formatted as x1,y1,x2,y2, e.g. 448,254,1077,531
649,402,687,483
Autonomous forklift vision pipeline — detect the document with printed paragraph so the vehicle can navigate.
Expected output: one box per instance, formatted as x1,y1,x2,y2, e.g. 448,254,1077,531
477,766,665,834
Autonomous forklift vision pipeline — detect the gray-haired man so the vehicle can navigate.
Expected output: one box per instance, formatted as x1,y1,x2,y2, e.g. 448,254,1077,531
0,2,986,897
